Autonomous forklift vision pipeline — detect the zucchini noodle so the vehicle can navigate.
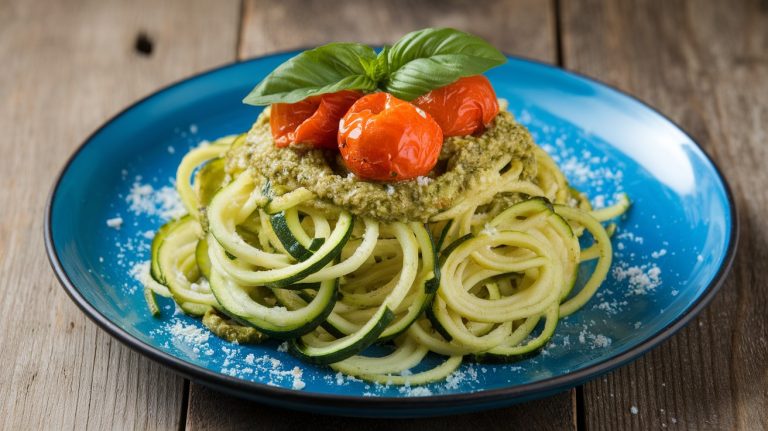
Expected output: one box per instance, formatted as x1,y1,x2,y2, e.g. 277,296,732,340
146,116,630,387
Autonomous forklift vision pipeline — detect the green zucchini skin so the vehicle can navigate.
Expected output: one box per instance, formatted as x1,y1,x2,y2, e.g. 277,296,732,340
209,269,338,339
435,219,453,252
288,308,396,365
264,216,355,289
376,224,439,343
144,287,161,317
439,233,473,264
424,225,441,294
155,216,215,316
195,157,227,207
308,237,325,252
425,301,453,342
195,237,211,280
422,232,473,342
319,321,347,339
269,211,314,261
150,218,183,284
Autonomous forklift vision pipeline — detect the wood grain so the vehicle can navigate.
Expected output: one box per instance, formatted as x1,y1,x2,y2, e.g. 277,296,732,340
185,1,576,429
4,0,763,429
0,1,240,429
237,0,558,63
185,384,577,431
560,0,768,429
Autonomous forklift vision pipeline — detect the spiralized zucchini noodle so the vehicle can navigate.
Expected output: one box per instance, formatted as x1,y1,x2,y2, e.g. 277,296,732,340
145,117,630,386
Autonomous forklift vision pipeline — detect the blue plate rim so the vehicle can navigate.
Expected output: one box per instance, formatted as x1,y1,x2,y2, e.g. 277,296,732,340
44,50,739,414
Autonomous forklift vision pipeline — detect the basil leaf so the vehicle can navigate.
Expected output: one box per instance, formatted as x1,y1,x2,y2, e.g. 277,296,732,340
371,47,390,82
383,28,507,100
243,43,378,105
242,28,506,105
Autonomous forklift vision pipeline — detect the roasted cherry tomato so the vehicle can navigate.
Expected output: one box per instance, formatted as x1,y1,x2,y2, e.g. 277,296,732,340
270,90,362,149
413,75,499,137
338,93,443,181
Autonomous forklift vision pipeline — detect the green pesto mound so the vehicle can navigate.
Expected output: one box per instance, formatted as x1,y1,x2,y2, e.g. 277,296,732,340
228,109,538,222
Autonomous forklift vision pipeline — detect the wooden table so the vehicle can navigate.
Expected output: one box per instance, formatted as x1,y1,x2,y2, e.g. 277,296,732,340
2,0,766,429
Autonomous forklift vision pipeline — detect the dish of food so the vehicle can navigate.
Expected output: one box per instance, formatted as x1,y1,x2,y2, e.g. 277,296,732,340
145,29,631,385
46,28,736,417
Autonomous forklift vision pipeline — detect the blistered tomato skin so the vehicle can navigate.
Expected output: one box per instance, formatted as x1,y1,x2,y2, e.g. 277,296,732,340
413,75,499,137
270,90,362,149
338,93,443,182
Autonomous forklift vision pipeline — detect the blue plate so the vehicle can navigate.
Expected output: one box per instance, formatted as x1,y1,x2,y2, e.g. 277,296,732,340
45,52,737,418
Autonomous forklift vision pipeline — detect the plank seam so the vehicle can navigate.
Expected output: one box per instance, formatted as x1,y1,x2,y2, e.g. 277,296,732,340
555,1,578,428
553,0,565,66
178,379,190,431
576,385,587,431
236,0,247,60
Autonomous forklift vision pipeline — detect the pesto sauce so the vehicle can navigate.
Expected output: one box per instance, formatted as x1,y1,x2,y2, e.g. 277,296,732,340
202,309,267,344
229,109,538,222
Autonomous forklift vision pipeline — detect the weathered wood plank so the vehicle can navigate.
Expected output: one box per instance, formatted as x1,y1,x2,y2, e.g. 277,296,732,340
237,0,558,63
0,1,240,429
186,1,575,429
186,384,577,431
560,0,768,429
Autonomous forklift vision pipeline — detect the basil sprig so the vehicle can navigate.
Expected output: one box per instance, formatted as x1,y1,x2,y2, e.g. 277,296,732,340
243,28,506,105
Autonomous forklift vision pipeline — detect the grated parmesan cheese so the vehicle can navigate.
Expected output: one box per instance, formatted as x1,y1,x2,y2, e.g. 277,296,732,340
399,386,432,397
126,181,185,220
416,176,432,187
481,223,498,236
613,263,662,295
593,334,612,348
168,320,210,345
291,367,306,390
129,261,152,286
592,194,606,209
578,327,613,349
106,217,124,229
